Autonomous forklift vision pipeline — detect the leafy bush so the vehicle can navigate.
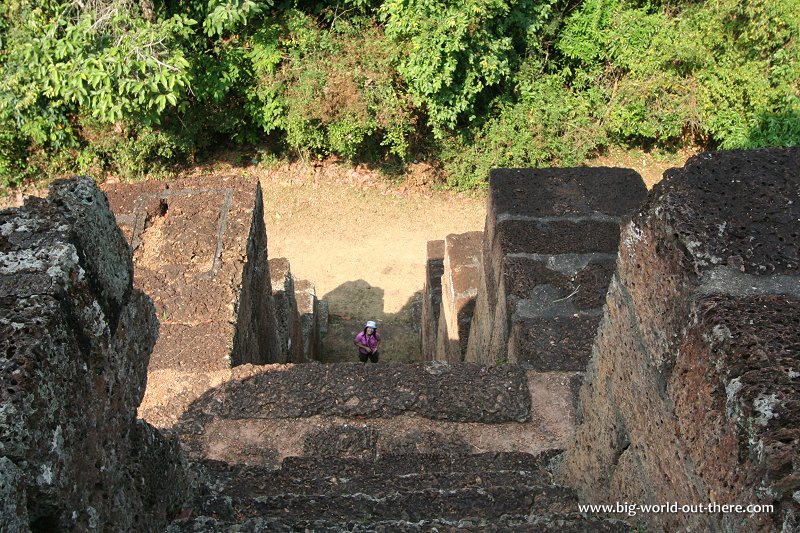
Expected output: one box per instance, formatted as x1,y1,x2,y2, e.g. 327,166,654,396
0,0,195,182
381,0,555,136
1,0,796,190
77,117,195,181
252,12,416,160
442,65,605,189
555,0,800,148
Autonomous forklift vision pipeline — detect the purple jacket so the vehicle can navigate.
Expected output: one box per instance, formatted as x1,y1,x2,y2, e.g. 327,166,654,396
355,331,381,354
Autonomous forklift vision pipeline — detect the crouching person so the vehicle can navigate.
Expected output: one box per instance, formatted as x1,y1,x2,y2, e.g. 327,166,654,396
355,320,381,363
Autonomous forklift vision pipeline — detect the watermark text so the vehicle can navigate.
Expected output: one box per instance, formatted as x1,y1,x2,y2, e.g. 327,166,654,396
578,501,773,517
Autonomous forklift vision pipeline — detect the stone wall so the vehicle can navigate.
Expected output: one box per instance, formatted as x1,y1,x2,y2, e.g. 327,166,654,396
559,148,800,532
466,167,647,368
103,176,281,371
269,257,305,363
421,240,444,360
435,232,482,362
0,177,187,532
232,180,282,365
294,279,327,362
103,176,290,429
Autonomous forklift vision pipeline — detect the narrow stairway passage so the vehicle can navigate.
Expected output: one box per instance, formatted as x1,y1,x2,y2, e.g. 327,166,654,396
166,361,631,531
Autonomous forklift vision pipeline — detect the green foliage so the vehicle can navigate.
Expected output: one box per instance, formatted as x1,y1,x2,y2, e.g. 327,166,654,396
77,117,195,181
690,0,800,148
442,64,605,190
1,0,797,190
556,0,616,67
0,0,196,182
0,126,28,188
9,4,193,122
382,0,555,137
554,0,800,148
204,0,270,37
249,11,415,160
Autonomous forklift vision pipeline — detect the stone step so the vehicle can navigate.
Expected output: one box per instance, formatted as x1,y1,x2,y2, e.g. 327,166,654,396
178,362,531,423
194,451,560,497
175,366,576,467
180,483,577,524
168,451,591,529
275,450,560,479
230,468,549,500
167,514,633,532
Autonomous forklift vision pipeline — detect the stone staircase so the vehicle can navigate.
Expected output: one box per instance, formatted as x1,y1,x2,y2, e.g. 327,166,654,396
5,150,797,532
163,362,632,531
98,172,639,530
167,452,631,531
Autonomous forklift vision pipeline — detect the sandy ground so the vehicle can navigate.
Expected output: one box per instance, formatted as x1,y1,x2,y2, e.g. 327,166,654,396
258,162,486,362
254,155,677,363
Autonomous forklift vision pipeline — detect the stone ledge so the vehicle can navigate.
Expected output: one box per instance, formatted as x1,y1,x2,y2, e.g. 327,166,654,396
1,177,187,532
103,175,281,371
184,362,531,423
488,167,648,219
560,147,800,533
495,219,623,256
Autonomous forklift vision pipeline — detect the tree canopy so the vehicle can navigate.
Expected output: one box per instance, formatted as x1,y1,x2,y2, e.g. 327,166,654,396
1,0,798,188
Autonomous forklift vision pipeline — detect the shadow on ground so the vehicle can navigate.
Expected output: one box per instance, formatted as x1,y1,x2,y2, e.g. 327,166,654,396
320,279,422,363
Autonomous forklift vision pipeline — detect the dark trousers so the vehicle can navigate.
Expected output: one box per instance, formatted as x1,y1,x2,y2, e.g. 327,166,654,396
358,350,379,363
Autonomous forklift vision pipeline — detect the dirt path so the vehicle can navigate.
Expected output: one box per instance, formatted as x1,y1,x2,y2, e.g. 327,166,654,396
257,162,486,362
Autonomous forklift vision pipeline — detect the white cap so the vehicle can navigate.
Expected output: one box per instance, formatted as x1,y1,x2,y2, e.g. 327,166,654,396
365,320,377,329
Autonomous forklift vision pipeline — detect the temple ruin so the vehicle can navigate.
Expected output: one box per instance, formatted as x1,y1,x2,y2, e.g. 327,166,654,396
1,147,797,531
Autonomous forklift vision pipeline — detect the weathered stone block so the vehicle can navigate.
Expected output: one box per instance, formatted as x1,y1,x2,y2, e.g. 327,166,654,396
437,232,482,361
148,322,236,371
295,279,323,362
477,253,618,366
495,219,623,256
317,299,329,337
104,176,281,369
464,253,490,363
234,182,280,365
486,222,621,326
560,148,800,532
485,167,647,248
48,177,134,332
435,301,457,361
0,177,187,532
0,457,29,532
504,255,617,311
468,167,646,366
510,314,602,370
270,257,304,363
670,293,800,528
421,240,445,360
489,166,648,215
